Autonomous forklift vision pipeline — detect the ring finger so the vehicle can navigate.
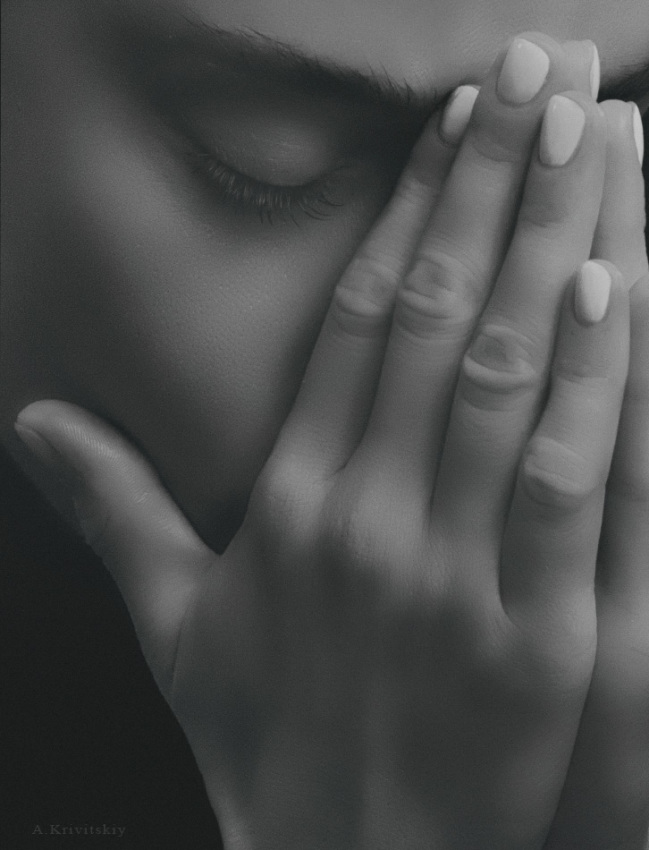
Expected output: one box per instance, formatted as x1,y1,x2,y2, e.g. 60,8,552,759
354,34,597,494
433,90,607,546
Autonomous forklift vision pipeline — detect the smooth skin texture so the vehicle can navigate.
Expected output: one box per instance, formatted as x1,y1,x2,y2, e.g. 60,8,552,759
2,1,649,848
10,31,649,850
2,0,648,550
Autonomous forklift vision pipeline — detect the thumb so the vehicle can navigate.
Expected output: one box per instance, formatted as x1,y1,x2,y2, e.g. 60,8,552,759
14,399,211,693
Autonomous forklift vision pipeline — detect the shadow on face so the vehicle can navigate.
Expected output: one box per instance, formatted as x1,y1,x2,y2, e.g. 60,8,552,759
2,0,648,551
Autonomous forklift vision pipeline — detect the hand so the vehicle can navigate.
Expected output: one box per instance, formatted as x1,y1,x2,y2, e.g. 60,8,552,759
543,102,649,850
15,34,634,850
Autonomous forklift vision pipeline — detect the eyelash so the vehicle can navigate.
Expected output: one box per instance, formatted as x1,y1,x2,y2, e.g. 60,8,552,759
184,146,342,224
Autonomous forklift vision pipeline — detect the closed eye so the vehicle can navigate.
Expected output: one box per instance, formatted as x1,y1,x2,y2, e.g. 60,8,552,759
185,144,345,224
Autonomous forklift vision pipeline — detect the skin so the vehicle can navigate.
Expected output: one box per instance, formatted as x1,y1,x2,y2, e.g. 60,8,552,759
1,0,648,552
2,1,649,848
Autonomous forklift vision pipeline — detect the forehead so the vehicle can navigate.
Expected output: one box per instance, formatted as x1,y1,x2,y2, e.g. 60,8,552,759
143,0,649,93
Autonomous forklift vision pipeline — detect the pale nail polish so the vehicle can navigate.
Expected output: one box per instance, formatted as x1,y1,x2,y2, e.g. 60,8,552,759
497,38,550,105
440,85,480,144
589,44,600,100
631,103,645,165
574,261,611,325
539,95,586,166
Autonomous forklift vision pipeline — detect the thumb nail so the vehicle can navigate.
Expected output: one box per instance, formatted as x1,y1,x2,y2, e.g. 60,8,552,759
14,422,79,489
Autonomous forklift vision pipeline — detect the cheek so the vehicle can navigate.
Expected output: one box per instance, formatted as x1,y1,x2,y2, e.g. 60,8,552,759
5,89,387,552
2,6,393,550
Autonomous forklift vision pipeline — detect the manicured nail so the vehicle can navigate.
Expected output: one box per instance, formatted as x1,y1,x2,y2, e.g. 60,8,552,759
497,38,550,105
440,85,480,144
539,95,586,166
574,261,611,325
631,102,644,165
589,44,600,100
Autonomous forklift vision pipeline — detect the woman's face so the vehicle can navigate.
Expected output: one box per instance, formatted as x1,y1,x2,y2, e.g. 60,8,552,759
2,0,648,551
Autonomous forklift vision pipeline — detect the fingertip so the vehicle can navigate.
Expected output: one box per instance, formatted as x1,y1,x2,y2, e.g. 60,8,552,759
573,261,612,325
16,398,73,433
439,85,480,146
562,39,599,99
16,399,109,457
581,259,627,294
599,100,644,166
14,420,75,485
598,98,631,128
572,260,627,326
631,102,645,165
552,88,605,119
15,400,101,486
501,30,563,57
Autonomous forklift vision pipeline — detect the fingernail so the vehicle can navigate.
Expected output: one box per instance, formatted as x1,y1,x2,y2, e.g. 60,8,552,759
440,85,480,144
574,261,611,325
589,43,600,100
539,95,586,166
14,422,77,487
497,38,550,105
631,102,645,165
15,423,60,467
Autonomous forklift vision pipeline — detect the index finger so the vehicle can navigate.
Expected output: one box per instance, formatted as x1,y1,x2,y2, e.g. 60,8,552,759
270,96,469,475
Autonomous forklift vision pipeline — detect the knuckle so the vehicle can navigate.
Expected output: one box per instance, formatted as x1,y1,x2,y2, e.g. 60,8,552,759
395,253,478,339
322,487,425,606
249,453,320,543
331,256,399,338
553,342,628,390
521,436,600,511
460,323,538,406
393,167,438,201
418,244,483,295
517,193,574,236
513,636,594,705
467,119,522,165
325,490,394,572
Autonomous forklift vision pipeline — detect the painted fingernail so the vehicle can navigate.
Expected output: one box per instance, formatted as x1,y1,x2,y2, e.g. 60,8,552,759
539,95,586,166
574,261,611,325
589,43,600,100
631,102,645,165
440,85,480,144
497,38,550,105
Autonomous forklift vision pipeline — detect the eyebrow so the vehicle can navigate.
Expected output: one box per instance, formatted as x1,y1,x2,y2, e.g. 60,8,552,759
115,5,443,130
116,3,649,121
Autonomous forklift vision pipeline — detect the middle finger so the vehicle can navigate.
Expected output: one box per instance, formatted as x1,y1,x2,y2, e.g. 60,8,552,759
354,34,597,495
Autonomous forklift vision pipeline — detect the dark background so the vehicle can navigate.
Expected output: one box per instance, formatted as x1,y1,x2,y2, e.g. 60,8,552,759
1,450,223,850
